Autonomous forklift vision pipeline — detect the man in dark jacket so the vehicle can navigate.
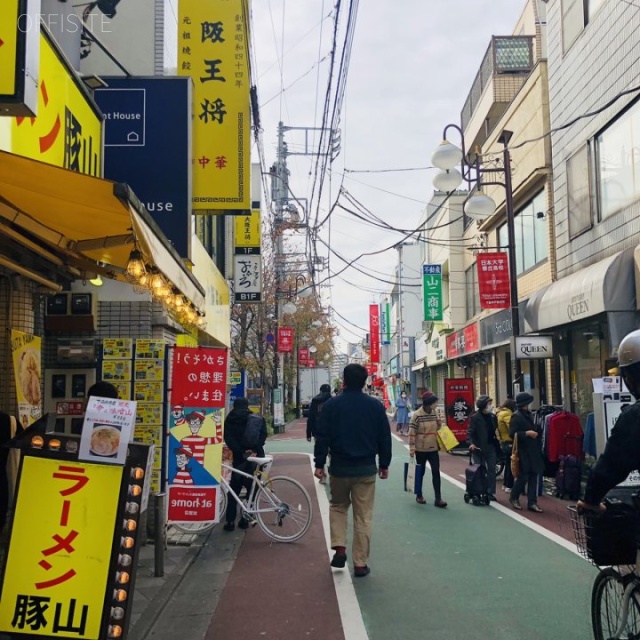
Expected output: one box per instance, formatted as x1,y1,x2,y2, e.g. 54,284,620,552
307,383,332,441
314,364,392,578
468,394,500,501
223,397,267,531
509,392,544,513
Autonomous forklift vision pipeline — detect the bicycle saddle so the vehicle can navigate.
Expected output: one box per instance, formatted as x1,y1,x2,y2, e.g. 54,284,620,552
247,455,273,465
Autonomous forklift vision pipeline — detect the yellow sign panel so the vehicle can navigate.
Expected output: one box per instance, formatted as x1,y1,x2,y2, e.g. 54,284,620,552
0,456,122,638
178,0,250,210
11,330,42,427
0,1,19,96
234,209,261,248
10,30,102,176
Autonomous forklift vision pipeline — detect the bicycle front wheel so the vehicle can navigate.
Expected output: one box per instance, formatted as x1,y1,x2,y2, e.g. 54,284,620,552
255,476,312,542
592,568,640,640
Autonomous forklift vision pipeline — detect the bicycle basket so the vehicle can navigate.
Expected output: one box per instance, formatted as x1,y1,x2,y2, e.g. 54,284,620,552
568,503,639,566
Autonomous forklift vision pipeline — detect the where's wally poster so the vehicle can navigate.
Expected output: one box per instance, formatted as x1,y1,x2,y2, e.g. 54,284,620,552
168,347,228,524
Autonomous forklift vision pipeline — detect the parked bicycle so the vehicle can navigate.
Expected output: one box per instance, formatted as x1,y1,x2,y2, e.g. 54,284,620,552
172,455,313,542
569,498,640,640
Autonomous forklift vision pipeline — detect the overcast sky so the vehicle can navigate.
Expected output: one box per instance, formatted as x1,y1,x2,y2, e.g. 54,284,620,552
251,1,526,352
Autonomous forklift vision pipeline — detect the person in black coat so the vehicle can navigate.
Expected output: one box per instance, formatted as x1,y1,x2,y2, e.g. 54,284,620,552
467,395,500,500
222,397,267,531
509,392,544,513
307,384,332,441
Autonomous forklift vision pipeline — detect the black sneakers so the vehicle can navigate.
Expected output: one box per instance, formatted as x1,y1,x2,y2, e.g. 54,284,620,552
354,565,371,578
330,548,347,568
222,522,235,531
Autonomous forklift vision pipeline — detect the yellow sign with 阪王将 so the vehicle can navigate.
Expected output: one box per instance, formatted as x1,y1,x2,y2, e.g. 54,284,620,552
0,456,122,638
234,209,261,248
178,0,250,210
11,330,42,428
0,1,19,97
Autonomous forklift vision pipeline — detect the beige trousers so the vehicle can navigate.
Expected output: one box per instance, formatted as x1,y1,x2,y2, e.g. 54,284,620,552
329,474,377,567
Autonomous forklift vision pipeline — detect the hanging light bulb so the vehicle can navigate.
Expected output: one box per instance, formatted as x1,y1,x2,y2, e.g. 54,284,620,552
125,249,145,279
156,280,171,299
150,271,165,290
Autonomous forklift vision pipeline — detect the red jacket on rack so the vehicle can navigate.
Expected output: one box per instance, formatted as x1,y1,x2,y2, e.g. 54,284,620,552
546,411,583,462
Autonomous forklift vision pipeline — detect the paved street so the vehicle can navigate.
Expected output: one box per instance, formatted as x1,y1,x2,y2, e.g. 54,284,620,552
130,418,597,640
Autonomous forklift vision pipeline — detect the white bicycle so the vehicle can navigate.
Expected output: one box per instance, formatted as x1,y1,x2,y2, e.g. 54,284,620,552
172,455,313,542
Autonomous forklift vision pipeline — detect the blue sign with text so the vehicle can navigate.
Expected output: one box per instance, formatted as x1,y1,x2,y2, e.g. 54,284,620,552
95,77,192,257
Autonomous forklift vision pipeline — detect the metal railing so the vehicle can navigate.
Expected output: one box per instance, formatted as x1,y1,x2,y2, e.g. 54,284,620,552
461,36,534,132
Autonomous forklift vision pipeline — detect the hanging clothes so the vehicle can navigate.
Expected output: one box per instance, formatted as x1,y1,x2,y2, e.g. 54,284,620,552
545,410,583,463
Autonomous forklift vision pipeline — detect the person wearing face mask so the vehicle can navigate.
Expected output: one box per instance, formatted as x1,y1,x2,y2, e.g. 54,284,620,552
395,391,411,435
467,395,500,501
409,391,447,507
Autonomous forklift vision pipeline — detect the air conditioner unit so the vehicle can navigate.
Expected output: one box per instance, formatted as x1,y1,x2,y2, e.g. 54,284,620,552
56,339,97,364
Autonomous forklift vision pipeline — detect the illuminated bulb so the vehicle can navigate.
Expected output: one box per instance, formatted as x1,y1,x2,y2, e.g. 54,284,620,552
31,435,44,448
48,439,61,450
129,485,142,497
113,590,127,602
116,572,130,584
125,249,145,279
150,272,164,290
108,624,123,638
121,537,135,549
131,467,145,480
156,282,171,299
123,520,137,532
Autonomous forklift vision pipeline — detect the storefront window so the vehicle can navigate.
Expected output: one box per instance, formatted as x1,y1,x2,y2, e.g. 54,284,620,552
572,333,602,424
499,190,548,275
597,100,640,219
567,145,592,238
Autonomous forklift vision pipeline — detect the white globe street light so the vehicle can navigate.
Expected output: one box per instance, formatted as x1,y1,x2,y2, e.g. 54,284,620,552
431,140,463,171
464,192,497,219
309,345,317,353
433,169,463,192
311,320,322,328
298,286,313,299
282,301,297,315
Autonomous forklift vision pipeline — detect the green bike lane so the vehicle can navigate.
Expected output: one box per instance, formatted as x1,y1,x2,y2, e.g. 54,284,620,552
267,430,597,640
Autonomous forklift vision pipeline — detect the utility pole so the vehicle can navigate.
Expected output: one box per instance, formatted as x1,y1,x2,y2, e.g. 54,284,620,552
397,243,405,394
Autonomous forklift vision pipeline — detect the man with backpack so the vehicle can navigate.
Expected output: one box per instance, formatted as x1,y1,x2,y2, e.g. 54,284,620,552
222,397,267,531
307,384,333,484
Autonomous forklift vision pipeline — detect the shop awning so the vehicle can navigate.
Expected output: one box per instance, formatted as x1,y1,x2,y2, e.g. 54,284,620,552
524,248,635,332
411,359,426,372
0,151,205,311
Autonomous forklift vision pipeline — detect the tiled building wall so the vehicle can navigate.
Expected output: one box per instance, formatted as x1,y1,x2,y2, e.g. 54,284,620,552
547,0,640,277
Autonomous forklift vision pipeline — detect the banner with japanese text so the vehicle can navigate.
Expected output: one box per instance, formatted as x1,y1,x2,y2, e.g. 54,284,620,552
278,327,294,353
0,456,122,638
11,330,42,428
178,0,250,210
444,378,474,443
168,347,228,524
298,348,309,366
423,264,443,321
381,302,391,345
477,252,510,310
369,304,380,364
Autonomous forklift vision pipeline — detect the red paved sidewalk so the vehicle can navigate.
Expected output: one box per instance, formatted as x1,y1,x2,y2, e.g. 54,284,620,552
205,452,345,640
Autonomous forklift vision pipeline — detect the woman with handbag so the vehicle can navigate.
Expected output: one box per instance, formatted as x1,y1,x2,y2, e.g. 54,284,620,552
509,392,544,513
409,391,447,508
496,398,516,493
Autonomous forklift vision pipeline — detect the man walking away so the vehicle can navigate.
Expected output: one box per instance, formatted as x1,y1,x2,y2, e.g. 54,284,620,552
223,398,267,531
314,364,392,578
307,383,333,484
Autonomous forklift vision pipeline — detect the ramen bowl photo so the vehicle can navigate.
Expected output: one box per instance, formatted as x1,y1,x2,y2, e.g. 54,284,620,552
90,425,121,457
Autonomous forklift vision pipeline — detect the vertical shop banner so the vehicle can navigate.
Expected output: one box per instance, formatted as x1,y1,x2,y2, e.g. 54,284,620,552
369,304,380,364
278,327,294,353
298,348,309,366
444,378,474,442
0,456,122,638
234,208,262,302
235,209,261,248
168,347,228,524
178,0,250,210
423,264,443,321
477,252,510,310
11,330,42,427
381,302,391,345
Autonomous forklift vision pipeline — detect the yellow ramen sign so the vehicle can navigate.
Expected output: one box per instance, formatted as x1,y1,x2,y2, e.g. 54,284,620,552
0,456,122,638
10,29,102,176
0,1,19,97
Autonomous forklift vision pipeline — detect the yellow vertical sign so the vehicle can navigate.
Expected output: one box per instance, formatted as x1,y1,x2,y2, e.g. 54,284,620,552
11,330,42,428
234,209,261,248
0,0,19,96
178,0,250,211
0,456,122,638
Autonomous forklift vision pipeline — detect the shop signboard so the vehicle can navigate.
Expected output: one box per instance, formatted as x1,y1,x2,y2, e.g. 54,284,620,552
278,327,294,353
94,77,192,258
425,329,446,366
369,304,380,364
444,378,474,442
234,209,261,249
168,347,227,525
11,329,42,427
423,264,443,321
178,0,250,211
234,254,262,303
477,252,510,309
298,348,309,366
512,335,554,359
10,28,102,176
0,0,39,116
380,302,391,345
446,323,479,359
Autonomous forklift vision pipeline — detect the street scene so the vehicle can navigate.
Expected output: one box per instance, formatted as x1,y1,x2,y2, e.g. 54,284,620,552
2,0,640,639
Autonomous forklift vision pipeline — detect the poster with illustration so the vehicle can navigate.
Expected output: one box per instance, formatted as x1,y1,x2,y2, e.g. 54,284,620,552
10,330,42,428
168,347,228,524
78,396,136,465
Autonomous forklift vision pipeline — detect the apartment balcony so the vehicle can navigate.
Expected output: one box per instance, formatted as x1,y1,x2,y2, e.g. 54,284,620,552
461,36,535,151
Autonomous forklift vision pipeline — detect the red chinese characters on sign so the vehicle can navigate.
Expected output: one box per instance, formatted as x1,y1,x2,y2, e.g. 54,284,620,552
477,252,510,310
446,323,479,359
278,327,294,353
369,304,380,364
171,347,228,408
298,348,309,366
444,378,474,442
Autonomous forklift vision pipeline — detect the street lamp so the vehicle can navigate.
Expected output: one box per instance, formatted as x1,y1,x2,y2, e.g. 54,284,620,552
431,124,522,395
